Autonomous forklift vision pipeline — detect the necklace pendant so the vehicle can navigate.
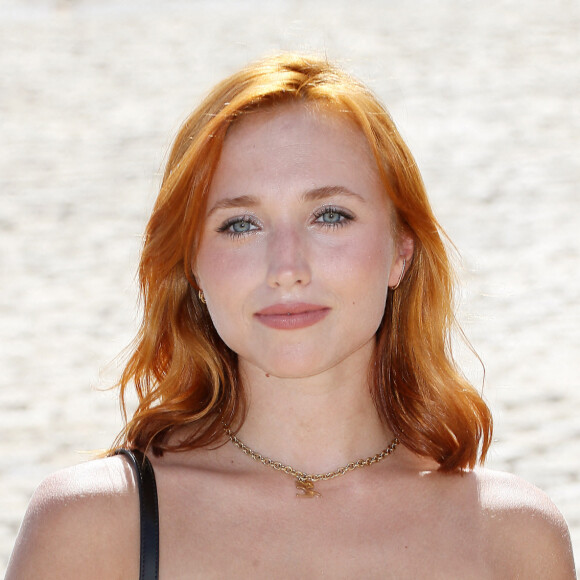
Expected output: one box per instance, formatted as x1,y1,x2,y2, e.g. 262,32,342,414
296,479,321,498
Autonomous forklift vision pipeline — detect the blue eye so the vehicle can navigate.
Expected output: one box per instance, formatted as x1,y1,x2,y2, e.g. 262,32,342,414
321,210,341,224
218,216,259,237
314,206,354,227
232,220,253,233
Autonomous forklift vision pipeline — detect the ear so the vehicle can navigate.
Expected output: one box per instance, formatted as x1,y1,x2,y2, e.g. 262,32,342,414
388,232,414,288
190,258,202,291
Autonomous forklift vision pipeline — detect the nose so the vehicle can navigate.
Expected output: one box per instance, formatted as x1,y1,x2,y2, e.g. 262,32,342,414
266,226,311,289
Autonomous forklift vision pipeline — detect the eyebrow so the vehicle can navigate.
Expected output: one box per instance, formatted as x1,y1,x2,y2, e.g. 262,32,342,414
206,194,258,217
206,185,365,217
301,185,365,204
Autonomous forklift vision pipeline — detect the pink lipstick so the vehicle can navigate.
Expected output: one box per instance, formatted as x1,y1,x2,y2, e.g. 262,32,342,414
254,303,330,330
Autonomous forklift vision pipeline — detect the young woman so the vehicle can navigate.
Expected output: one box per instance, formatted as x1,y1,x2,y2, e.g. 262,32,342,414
7,53,575,579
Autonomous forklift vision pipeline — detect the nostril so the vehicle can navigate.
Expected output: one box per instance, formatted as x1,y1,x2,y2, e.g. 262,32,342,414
268,267,310,289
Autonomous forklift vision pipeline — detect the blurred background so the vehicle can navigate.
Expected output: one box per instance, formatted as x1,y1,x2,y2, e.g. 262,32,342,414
1,0,578,573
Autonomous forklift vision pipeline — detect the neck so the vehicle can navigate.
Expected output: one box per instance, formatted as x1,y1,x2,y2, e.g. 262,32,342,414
233,350,392,475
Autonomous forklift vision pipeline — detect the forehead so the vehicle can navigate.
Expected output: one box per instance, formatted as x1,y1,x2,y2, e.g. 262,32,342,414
209,101,386,201
225,101,371,155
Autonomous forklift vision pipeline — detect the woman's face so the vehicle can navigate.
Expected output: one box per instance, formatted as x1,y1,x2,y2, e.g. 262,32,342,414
195,102,409,380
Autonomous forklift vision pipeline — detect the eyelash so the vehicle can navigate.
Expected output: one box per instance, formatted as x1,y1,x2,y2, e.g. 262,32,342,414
216,215,260,238
216,206,355,238
312,206,355,228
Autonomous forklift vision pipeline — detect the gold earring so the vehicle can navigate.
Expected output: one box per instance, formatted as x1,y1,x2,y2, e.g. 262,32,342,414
198,290,206,304
391,258,406,290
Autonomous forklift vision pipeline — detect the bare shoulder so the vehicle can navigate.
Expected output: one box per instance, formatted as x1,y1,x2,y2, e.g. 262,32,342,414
6,455,140,580
475,467,576,578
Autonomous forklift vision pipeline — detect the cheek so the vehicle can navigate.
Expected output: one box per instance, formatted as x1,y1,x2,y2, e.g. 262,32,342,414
337,232,393,325
195,255,246,350
319,230,393,288
196,243,259,290
194,245,262,339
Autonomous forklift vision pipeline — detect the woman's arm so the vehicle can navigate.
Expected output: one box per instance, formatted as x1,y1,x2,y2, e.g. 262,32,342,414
5,456,140,580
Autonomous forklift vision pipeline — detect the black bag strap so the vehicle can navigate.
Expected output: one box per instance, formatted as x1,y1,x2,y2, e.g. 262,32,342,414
115,448,160,580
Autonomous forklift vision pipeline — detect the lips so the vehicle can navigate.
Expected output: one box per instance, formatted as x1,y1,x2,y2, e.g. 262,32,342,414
254,303,330,330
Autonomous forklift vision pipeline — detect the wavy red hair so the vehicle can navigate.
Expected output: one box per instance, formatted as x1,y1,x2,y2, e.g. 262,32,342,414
111,53,492,470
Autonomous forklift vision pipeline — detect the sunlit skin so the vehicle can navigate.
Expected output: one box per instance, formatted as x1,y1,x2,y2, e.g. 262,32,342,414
193,102,414,474
6,104,575,580
195,102,409,387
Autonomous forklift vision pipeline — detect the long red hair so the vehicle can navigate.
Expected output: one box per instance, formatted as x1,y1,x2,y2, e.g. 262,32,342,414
112,53,492,470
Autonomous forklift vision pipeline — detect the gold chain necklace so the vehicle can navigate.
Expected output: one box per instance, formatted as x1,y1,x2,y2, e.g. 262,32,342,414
225,427,399,498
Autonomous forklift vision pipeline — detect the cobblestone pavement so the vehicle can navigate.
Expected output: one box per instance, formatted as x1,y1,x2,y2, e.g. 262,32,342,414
1,0,579,573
